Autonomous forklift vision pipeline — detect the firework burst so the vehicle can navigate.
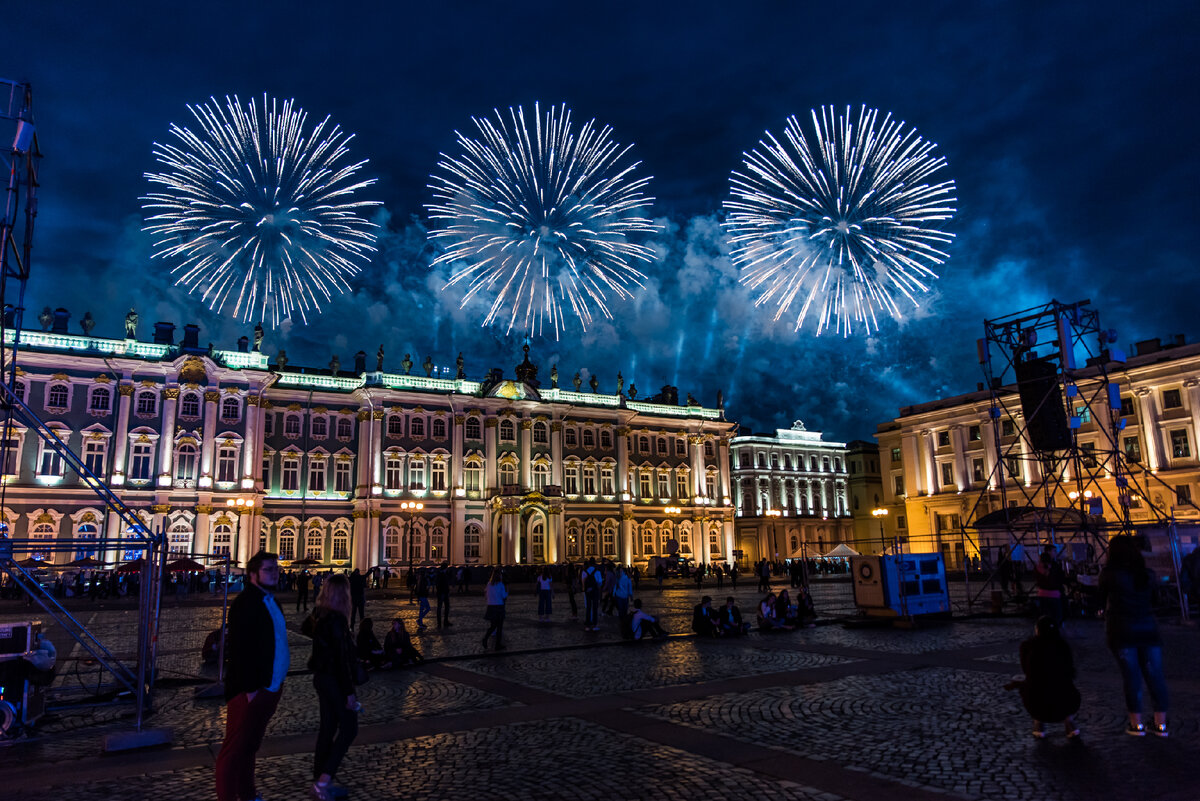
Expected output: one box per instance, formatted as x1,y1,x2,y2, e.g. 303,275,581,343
724,105,956,336
143,94,379,327
426,102,658,338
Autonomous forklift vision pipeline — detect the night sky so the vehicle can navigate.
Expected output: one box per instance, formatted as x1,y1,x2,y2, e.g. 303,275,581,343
7,1,1198,442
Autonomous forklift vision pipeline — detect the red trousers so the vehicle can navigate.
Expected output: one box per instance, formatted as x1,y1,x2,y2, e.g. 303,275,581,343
215,688,281,801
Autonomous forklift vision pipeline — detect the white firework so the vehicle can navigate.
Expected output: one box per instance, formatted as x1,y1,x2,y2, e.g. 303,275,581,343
724,105,957,336
426,102,659,338
143,94,379,327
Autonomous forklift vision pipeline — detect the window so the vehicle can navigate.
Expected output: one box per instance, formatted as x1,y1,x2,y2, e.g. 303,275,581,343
284,415,301,437
89,387,111,413
410,459,425,489
385,457,403,490
530,522,545,559
264,413,275,436
431,461,447,491
13,381,25,402
583,465,597,495
212,523,232,557
430,526,445,561
675,438,686,456
705,474,716,499
464,524,481,559
783,455,792,470
282,458,300,491
262,455,273,489
1001,419,1016,437
130,442,154,481
968,425,981,442
217,446,238,483
585,528,598,556
180,393,201,417
676,472,689,499
704,441,715,459
1080,442,1098,469
465,417,481,439
499,419,515,442
432,418,447,439
771,454,779,470
1123,436,1142,463
29,522,55,561
657,437,667,454
83,439,106,476
758,453,767,468
312,416,328,438
221,397,239,421
937,431,950,447
533,421,548,444
1163,389,1183,409
1119,396,1134,417
533,462,550,490
48,384,69,409
657,472,669,498
897,515,907,530
336,418,352,439
1176,485,1192,506
309,460,326,493
709,529,720,556
1005,456,1022,479
175,442,199,482
167,523,190,555
305,528,323,561
332,528,349,561
1171,429,1191,459
564,463,579,495
335,460,352,493
278,528,296,561
893,475,905,496
602,525,617,557
972,457,985,483
136,391,157,415
639,436,649,453
823,457,831,472
890,447,902,463
639,472,651,498
600,429,612,449
385,526,402,561
583,429,595,448
464,463,482,493
601,465,615,495
564,427,578,447
39,442,65,477
387,415,404,436
411,417,426,438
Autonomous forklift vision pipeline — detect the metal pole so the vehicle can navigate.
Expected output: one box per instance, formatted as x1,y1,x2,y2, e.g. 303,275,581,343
217,554,230,683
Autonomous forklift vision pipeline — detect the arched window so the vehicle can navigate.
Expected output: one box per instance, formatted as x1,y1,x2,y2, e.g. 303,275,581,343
385,456,403,490
499,419,515,442
30,521,56,561
180,393,201,417
641,524,655,556
600,429,612,449
13,380,26,402
602,524,617,556
657,437,666,454
532,463,550,490
305,525,324,561
336,418,353,439
530,520,545,561
704,441,715,459
499,462,517,487
384,525,402,561
410,417,426,438
331,525,350,561
566,524,580,557
533,421,549,444
175,442,199,482
708,527,721,556
89,386,111,412
432,418,447,438
409,459,425,489
48,384,70,409
639,436,649,452
584,526,599,556
76,522,100,559
582,429,595,448
430,525,446,560
129,441,154,481
464,523,481,559
136,390,157,415
465,417,482,440
168,521,192,554
564,427,578,447
212,522,232,556
311,416,328,438
278,526,296,561
220,397,240,421
387,415,404,436
284,414,301,437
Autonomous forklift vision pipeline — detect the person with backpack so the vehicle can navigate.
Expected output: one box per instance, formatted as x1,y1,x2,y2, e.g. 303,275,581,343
1034,545,1065,627
582,558,603,631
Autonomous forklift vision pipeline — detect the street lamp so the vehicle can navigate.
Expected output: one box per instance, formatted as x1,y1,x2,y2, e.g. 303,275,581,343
224,497,257,566
765,508,781,563
871,508,889,554
402,500,424,603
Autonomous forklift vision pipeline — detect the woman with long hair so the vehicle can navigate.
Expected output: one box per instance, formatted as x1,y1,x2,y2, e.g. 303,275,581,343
482,568,508,650
1099,535,1170,736
1005,616,1081,739
307,574,360,799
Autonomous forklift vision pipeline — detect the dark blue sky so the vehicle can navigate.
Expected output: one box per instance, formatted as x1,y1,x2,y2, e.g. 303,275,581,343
7,1,1198,441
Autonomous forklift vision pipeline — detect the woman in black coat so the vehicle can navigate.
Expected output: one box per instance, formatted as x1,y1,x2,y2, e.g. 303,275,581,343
1006,616,1081,739
307,574,360,799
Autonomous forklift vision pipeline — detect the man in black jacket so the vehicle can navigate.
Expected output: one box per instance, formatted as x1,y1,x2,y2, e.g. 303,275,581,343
216,551,289,801
435,561,452,628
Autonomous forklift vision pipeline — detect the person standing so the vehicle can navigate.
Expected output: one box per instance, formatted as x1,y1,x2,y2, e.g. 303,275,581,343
215,551,289,801
611,565,633,618
307,573,360,800
1099,535,1170,737
435,560,453,628
1034,545,1065,627
296,570,311,613
566,562,580,621
582,558,603,631
481,569,509,650
536,566,554,622
348,568,366,629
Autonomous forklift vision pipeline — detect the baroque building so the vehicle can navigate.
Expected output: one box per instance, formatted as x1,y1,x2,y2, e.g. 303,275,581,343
875,335,1200,567
1,325,736,571
730,421,854,562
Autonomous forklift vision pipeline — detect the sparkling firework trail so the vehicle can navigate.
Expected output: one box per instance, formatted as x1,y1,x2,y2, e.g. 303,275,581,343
724,105,956,336
426,102,659,339
142,95,379,327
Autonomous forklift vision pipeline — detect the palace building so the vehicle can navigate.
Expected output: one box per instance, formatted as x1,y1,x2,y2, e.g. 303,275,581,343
1,319,736,571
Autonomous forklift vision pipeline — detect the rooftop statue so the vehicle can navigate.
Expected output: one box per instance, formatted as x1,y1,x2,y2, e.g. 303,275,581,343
124,307,138,339
423,355,434,377
402,353,413,375
329,355,341,377
80,311,96,336
253,323,264,352
550,364,558,388
377,344,385,372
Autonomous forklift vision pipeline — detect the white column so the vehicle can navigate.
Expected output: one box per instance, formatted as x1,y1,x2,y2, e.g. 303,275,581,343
110,384,133,484
548,510,561,563
242,393,259,486
199,390,219,488
983,417,1000,489
158,388,179,485
356,410,372,490
619,510,632,564
485,418,498,490
1137,387,1164,471
952,425,969,491
901,432,922,496
451,414,464,491
370,410,384,490
696,514,710,564
718,436,731,502
519,418,532,487
690,435,706,497
615,426,628,496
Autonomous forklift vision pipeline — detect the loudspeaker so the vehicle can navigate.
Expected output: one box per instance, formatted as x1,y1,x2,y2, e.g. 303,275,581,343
1015,357,1072,451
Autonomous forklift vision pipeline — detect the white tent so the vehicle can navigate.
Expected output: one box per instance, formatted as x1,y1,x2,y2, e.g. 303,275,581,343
822,543,861,558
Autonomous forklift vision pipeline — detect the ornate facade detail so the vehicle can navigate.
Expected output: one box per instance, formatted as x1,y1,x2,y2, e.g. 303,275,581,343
151,503,171,513
162,388,180,400
194,504,214,514
204,391,221,403
118,384,135,397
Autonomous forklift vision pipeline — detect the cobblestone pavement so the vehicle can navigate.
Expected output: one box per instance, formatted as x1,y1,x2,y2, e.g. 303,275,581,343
1,581,1196,801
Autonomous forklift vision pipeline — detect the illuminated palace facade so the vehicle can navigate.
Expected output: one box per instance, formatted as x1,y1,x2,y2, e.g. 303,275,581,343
2,326,736,571
730,422,854,563
875,335,1200,565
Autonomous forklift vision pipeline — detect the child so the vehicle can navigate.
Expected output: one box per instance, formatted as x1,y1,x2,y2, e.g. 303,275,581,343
1005,616,1081,739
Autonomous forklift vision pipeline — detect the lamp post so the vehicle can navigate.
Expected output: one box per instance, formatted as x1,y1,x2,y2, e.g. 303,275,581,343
871,508,889,555
402,500,424,603
224,496,257,566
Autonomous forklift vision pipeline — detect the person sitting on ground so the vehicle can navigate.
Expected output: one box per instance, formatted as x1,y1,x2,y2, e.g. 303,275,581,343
758,592,794,632
630,598,667,641
795,586,817,627
1004,615,1081,739
691,595,721,637
382,617,423,667
719,597,751,636
776,589,798,626
355,617,386,669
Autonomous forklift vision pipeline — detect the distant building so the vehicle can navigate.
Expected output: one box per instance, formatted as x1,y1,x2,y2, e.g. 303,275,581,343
729,421,853,564
845,440,885,554
2,324,736,570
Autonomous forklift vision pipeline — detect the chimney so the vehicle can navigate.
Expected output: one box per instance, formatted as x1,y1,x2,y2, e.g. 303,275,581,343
1135,338,1161,356
52,307,70,333
181,323,201,351
237,336,249,353
153,322,176,345
354,350,367,374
